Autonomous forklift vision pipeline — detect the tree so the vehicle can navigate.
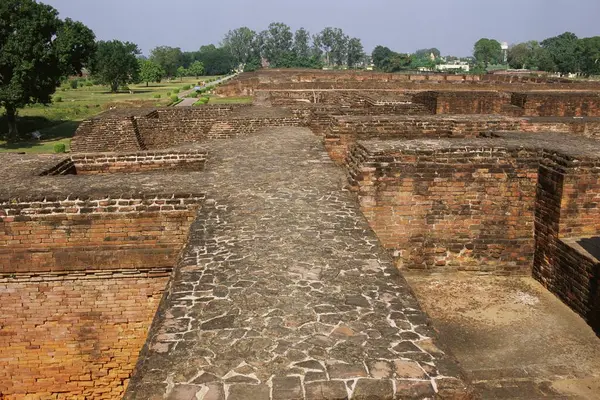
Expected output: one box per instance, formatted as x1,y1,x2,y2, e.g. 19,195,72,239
541,32,580,75
414,48,441,59
372,46,395,70
150,46,183,78
315,27,348,67
473,38,502,67
578,36,600,77
347,38,364,68
188,61,205,78
196,45,234,75
260,22,294,67
222,27,256,67
293,28,312,66
0,0,96,141
90,40,140,92
139,59,164,86
176,66,187,80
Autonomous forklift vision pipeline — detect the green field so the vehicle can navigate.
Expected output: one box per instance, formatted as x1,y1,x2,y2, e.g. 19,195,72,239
0,76,230,153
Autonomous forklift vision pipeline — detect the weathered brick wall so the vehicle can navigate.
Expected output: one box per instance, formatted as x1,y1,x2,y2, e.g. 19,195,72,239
559,162,600,238
533,156,600,333
0,272,169,399
71,117,144,153
326,115,521,163
71,105,302,152
549,239,600,333
348,141,539,274
520,118,600,139
513,92,600,117
434,91,512,114
69,150,207,175
0,195,203,273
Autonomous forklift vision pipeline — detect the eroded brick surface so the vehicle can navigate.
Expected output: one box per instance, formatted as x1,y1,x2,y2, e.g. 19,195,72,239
125,127,470,399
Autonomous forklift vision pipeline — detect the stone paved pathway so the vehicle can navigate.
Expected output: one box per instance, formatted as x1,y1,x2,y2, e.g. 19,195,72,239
125,127,469,399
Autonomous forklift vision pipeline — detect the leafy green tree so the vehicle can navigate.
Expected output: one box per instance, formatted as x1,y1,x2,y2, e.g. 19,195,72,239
414,48,441,59
188,61,205,78
315,27,349,67
260,22,294,67
150,46,183,77
139,59,164,86
534,47,556,72
372,46,395,70
222,27,256,66
507,42,533,69
0,0,96,141
577,36,600,76
90,40,140,92
293,28,312,66
196,45,235,75
177,66,187,80
541,32,579,75
474,38,502,67
347,38,364,68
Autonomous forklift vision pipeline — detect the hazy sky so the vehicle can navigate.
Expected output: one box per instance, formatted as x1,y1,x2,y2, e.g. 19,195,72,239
44,0,599,57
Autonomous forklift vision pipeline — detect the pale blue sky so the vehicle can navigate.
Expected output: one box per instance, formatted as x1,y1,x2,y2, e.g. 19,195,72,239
44,0,600,56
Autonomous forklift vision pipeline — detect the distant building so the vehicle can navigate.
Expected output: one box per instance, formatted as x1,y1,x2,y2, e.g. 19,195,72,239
436,61,470,72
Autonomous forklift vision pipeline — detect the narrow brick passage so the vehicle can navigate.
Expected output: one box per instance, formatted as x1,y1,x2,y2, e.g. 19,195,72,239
126,127,469,400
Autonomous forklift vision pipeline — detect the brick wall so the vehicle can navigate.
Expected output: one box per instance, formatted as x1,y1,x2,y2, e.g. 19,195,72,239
348,141,539,274
513,92,600,117
533,156,600,333
326,115,521,163
0,271,169,399
520,118,600,139
67,150,207,175
0,195,203,273
71,106,301,152
71,117,144,153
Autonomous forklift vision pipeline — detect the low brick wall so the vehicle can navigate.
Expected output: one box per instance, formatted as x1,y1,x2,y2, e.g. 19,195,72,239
326,115,522,163
520,117,600,139
513,92,600,117
72,106,301,152
0,195,203,273
348,139,539,274
69,150,207,175
0,271,169,399
71,116,145,153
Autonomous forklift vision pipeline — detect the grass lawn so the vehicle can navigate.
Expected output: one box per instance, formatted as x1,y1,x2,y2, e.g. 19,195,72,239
0,76,223,153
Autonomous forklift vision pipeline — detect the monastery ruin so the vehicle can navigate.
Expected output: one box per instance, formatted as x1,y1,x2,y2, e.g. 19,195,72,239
2,70,600,399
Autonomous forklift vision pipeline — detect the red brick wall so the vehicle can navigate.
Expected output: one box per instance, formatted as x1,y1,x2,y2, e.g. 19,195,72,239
0,272,168,399
348,144,539,273
516,92,600,117
326,115,521,163
0,196,203,273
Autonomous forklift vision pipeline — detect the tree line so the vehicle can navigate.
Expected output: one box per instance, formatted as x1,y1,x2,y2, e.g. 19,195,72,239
371,46,442,72
474,32,600,76
222,24,365,70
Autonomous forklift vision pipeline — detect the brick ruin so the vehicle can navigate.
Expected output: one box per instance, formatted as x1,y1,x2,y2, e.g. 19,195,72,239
2,69,600,399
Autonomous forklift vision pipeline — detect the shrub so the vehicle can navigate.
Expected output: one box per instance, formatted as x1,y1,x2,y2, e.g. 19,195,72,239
69,80,78,89
54,96,62,103
170,94,179,102
54,143,66,153
182,85,190,90
166,91,171,96
85,81,93,87
153,94,161,99
173,88,180,94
